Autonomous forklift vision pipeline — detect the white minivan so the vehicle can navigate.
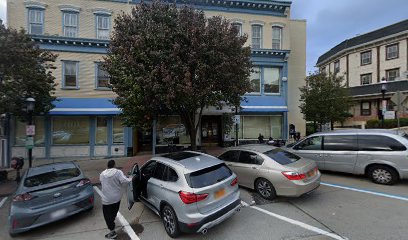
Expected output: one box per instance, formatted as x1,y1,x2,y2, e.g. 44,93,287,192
285,129,408,185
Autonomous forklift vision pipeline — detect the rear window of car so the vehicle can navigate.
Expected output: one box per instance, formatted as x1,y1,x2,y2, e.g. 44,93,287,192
24,167,81,187
264,148,301,165
188,164,232,188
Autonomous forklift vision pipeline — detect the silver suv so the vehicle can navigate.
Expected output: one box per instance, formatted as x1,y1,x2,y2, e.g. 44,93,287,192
285,129,408,185
127,151,241,238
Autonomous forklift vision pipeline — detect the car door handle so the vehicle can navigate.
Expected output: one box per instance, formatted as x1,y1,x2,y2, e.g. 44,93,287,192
227,164,232,166
160,184,164,189
252,167,258,170
315,154,322,157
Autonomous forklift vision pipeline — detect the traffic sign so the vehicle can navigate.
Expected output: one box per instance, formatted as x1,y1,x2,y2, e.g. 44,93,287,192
26,125,35,136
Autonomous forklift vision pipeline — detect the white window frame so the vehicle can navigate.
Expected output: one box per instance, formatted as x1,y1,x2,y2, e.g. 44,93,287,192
386,68,399,81
247,67,261,94
386,43,399,60
360,51,372,65
334,60,340,73
263,67,281,95
62,60,79,89
27,8,44,35
95,62,110,89
96,14,111,40
360,73,372,85
251,25,263,49
231,22,243,37
272,26,282,50
62,11,79,37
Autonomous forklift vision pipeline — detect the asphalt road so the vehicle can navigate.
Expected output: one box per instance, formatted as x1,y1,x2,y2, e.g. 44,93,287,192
1,172,407,240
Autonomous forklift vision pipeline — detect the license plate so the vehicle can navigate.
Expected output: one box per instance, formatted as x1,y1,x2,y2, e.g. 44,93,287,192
214,188,225,199
51,208,67,219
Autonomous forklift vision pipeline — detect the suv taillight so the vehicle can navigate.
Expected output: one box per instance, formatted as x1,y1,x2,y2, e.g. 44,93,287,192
76,178,91,187
13,193,33,202
282,171,306,181
179,191,208,204
230,177,238,186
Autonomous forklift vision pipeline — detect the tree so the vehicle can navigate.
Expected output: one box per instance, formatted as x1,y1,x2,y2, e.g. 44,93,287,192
0,23,57,119
105,1,251,150
299,72,352,131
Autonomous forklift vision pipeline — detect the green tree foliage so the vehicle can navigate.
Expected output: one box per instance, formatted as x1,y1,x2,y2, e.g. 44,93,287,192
105,1,251,149
299,72,352,130
0,23,57,118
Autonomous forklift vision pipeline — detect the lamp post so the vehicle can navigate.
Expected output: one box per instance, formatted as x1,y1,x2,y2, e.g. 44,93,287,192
381,79,387,128
25,97,35,168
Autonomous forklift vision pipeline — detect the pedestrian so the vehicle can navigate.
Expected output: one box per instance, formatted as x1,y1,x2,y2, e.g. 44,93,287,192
100,159,132,239
258,133,264,144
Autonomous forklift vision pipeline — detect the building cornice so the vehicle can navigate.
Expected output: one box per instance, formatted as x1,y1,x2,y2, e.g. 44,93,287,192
251,49,290,59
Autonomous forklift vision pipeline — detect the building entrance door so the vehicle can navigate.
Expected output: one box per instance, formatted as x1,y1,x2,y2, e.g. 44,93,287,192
201,116,221,146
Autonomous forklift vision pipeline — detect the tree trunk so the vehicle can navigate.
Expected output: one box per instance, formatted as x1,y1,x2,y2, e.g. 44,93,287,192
330,120,334,130
190,129,197,151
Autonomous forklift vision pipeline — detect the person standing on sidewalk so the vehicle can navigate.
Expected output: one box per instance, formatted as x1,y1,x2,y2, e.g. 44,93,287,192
100,159,132,239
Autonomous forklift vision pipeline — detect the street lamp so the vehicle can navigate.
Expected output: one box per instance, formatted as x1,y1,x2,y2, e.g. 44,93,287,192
381,79,387,128
25,97,35,168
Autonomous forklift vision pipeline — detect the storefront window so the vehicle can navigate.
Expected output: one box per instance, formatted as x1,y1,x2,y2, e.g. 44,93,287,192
270,116,282,138
96,117,108,144
113,117,124,144
264,68,280,94
14,117,45,146
234,116,282,139
157,116,190,145
52,117,89,145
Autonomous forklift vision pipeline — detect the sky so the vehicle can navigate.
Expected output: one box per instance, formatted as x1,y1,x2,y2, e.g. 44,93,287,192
0,0,407,74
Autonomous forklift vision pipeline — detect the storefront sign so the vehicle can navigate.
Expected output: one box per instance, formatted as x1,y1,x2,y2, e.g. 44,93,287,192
26,136,34,149
26,125,35,136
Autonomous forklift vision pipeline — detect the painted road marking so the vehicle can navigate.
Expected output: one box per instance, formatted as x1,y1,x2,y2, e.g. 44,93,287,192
0,197,7,208
94,186,140,240
321,182,408,202
241,201,348,240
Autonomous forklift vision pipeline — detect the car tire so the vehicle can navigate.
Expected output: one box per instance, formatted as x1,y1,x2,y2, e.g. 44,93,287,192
161,204,180,238
255,178,276,200
368,165,398,185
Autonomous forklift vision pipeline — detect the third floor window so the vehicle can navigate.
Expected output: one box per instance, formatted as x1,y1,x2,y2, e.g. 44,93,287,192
360,73,372,85
63,12,78,37
334,60,340,73
386,68,399,81
386,43,399,60
28,9,44,35
251,25,262,49
231,23,242,37
272,26,282,50
360,51,372,65
96,15,110,40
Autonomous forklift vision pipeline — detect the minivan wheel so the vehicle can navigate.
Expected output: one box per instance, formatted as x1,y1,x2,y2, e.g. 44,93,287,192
161,204,180,238
368,165,398,185
255,178,276,200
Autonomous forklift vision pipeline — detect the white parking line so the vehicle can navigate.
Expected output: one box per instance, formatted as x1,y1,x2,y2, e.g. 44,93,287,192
321,182,408,202
93,186,140,240
241,201,348,240
0,197,8,208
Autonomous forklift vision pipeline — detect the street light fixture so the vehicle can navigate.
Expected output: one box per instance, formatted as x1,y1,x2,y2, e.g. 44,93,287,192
380,78,387,128
25,97,35,168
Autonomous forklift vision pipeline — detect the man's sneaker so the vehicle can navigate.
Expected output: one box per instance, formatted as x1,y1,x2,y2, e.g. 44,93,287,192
105,230,117,239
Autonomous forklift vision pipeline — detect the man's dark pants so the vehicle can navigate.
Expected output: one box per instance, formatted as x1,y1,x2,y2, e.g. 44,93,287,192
103,201,121,231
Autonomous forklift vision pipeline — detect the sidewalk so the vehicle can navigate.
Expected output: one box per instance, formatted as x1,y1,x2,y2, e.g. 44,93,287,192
0,147,225,197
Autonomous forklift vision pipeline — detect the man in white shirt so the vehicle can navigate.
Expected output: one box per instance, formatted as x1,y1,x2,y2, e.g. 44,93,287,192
100,159,132,239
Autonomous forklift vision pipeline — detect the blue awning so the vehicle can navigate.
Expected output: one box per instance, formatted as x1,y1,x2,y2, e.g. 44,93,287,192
49,98,121,115
240,96,288,113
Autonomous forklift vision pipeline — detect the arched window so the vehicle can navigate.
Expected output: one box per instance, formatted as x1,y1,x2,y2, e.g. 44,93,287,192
272,26,282,49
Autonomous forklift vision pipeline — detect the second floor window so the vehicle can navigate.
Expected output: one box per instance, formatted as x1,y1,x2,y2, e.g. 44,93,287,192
63,12,78,37
334,60,340,73
264,67,280,94
249,67,261,94
386,68,399,81
96,15,110,40
272,26,282,49
63,61,78,88
386,44,398,60
231,23,242,36
251,25,262,49
28,9,44,35
360,73,372,85
360,51,372,65
96,63,110,89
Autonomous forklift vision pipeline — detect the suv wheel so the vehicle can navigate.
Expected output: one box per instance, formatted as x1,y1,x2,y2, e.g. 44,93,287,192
255,178,276,200
161,204,180,238
368,165,398,185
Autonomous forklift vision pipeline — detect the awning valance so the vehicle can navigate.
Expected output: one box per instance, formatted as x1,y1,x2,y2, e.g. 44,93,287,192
49,98,120,115
240,97,288,113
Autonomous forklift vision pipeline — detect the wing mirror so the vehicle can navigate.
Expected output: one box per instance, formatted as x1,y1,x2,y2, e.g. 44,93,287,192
128,163,140,176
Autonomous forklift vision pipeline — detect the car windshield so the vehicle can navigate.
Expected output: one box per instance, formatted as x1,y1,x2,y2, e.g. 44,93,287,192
24,167,81,187
188,164,232,188
263,148,301,165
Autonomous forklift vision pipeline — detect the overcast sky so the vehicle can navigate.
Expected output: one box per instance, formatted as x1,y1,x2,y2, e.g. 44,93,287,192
1,0,407,74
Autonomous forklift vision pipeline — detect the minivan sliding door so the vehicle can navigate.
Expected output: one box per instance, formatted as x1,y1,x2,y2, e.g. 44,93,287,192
322,135,358,173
